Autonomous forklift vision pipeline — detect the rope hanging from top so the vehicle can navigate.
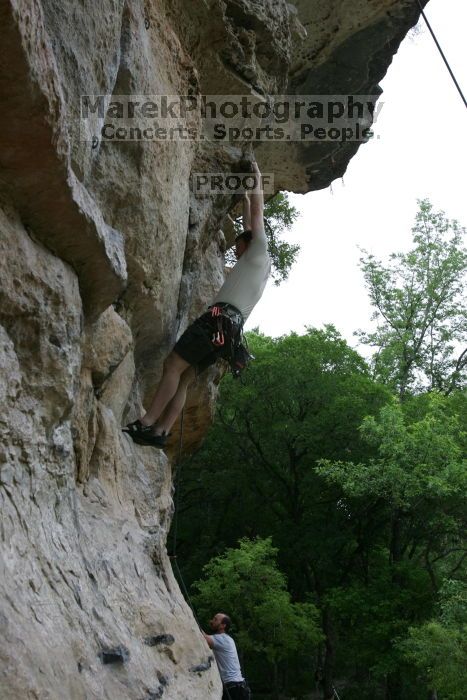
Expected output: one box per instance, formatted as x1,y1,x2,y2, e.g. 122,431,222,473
416,0,467,109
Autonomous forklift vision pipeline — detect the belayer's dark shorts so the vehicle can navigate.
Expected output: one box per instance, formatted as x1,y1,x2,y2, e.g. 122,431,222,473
222,681,251,700
174,310,231,374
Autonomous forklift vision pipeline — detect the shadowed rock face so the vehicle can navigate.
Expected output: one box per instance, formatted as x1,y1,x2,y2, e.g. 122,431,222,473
259,0,428,192
0,1,426,697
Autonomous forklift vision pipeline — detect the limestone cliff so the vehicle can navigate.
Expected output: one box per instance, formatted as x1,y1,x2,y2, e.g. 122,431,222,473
0,1,426,698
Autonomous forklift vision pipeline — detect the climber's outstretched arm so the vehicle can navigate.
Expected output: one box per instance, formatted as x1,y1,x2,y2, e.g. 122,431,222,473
202,631,214,648
249,160,264,237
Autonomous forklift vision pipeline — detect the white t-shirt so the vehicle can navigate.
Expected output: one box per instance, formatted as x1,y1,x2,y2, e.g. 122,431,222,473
213,228,271,321
211,633,244,684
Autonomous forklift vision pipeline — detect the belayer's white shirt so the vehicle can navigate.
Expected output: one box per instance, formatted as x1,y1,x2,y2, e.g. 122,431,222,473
213,226,271,321
211,633,244,684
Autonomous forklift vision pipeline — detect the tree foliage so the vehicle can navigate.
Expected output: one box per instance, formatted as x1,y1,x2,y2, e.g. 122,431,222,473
318,392,467,695
399,580,467,699
318,394,466,512
192,537,322,667
357,199,467,397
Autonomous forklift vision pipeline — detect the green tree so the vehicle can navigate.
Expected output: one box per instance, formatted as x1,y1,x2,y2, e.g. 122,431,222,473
399,580,467,699
193,537,322,698
319,393,467,697
357,199,467,397
230,191,300,284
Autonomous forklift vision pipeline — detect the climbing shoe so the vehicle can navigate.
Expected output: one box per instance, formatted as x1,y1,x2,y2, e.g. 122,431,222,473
122,419,153,439
123,420,168,449
131,431,169,449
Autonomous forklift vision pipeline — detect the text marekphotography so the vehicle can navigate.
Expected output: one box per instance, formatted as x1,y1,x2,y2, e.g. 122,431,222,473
79,94,383,143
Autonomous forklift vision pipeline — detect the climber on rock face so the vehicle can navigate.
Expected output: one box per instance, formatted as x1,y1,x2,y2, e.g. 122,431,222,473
123,160,271,448
203,613,250,700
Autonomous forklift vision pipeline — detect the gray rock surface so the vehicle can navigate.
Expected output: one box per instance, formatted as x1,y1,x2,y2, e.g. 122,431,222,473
0,0,427,697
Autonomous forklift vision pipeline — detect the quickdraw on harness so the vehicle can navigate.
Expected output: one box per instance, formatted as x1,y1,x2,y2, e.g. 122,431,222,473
210,304,226,347
209,304,253,379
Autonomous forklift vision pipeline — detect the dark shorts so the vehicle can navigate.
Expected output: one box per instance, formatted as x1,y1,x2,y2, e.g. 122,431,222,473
222,682,251,700
173,310,231,374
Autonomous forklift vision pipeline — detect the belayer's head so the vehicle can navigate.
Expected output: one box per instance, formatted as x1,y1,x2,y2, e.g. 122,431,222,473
210,612,231,633
234,229,252,259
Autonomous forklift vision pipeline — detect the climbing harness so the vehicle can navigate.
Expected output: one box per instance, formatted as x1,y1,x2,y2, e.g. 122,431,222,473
208,303,254,379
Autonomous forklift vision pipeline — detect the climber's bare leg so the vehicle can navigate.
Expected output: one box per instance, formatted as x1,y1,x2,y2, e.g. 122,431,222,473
141,351,191,426
154,366,196,435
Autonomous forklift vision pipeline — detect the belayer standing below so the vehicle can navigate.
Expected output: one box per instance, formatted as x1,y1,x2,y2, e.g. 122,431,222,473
123,160,271,448
203,613,251,700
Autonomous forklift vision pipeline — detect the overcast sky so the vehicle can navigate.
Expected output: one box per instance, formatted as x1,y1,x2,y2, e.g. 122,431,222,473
246,0,466,349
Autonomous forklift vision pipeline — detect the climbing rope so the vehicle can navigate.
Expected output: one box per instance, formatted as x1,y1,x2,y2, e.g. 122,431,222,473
333,685,342,700
169,411,243,700
416,0,467,109
169,406,204,630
